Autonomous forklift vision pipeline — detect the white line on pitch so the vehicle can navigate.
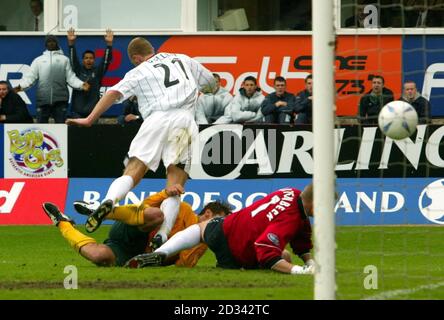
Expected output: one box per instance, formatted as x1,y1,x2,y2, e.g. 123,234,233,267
363,281,444,300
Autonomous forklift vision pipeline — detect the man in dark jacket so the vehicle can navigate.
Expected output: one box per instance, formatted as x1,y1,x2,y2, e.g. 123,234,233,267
0,81,33,123
261,76,295,124
67,28,113,118
400,80,431,124
359,75,394,125
294,74,313,124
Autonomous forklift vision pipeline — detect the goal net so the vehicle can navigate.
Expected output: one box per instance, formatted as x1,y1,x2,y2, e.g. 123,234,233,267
317,0,444,300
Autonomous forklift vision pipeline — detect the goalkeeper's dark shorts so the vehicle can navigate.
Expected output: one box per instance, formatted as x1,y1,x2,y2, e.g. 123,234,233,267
104,221,150,266
203,217,240,269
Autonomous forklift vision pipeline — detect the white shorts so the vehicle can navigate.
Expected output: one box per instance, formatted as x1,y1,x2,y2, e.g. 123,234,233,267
127,109,198,173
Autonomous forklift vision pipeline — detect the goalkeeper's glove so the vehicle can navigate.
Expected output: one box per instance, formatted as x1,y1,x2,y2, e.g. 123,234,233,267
290,264,314,275
305,259,315,268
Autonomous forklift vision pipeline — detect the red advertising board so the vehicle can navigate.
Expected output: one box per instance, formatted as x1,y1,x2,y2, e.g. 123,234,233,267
0,179,68,225
159,35,402,116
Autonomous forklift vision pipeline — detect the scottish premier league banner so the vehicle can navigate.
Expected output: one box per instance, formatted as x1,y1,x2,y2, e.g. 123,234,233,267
63,178,444,226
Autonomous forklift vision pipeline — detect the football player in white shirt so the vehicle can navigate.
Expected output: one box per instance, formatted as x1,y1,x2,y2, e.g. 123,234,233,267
67,37,215,249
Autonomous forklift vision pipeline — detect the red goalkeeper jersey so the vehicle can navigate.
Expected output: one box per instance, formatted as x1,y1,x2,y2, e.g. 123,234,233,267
222,187,313,269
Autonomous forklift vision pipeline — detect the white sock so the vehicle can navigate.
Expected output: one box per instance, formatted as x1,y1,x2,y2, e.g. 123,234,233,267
156,196,180,241
103,175,134,204
155,224,201,257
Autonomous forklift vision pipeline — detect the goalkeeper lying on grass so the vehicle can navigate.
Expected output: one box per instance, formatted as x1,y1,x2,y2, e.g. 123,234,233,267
42,184,230,267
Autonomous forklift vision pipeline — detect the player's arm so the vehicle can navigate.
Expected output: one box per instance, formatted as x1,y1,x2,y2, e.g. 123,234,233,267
290,219,315,267
186,56,216,94
66,90,122,126
255,220,313,275
67,70,140,126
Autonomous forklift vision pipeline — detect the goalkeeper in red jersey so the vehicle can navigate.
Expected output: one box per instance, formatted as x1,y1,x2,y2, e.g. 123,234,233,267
126,184,315,275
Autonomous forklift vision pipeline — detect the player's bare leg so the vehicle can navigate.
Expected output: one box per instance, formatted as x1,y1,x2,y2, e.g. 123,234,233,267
151,164,188,248
85,157,148,233
42,203,114,266
80,244,116,266
75,206,164,266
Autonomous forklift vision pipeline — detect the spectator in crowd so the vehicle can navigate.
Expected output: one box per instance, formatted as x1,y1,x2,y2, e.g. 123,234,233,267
67,28,114,119
408,0,444,27
214,76,264,124
0,81,33,123
118,96,143,126
294,74,313,124
358,75,394,125
14,35,90,123
261,76,295,124
400,80,431,124
344,2,369,28
381,0,444,27
28,0,44,31
195,73,233,124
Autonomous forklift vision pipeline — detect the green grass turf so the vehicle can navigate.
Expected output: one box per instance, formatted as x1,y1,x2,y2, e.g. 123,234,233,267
0,225,443,300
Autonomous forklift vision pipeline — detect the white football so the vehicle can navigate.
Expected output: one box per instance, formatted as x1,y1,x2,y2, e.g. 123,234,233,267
378,101,418,140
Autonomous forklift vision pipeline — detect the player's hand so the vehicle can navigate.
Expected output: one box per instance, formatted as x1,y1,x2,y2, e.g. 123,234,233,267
291,264,314,275
67,27,76,45
305,259,315,267
165,184,185,197
66,118,93,127
104,28,114,46
13,85,21,93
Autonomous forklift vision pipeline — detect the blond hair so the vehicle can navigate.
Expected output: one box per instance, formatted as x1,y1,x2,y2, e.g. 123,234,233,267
301,182,338,202
127,37,154,60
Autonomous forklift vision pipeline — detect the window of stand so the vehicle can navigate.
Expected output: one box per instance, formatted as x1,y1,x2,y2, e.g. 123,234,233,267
59,0,182,31
341,0,444,28
0,0,44,31
197,0,312,31
1,0,443,33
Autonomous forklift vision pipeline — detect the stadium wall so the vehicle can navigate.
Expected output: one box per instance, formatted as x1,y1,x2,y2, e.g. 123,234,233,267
0,35,443,117
1,124,443,226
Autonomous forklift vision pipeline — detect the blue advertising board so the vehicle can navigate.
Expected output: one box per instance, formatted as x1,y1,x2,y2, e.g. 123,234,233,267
65,178,444,226
403,35,444,117
0,35,169,116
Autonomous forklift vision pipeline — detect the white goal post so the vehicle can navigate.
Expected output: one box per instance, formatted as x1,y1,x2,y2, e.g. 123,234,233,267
312,0,336,300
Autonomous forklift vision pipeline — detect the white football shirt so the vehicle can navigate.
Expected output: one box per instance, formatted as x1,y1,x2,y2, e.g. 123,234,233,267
110,52,215,119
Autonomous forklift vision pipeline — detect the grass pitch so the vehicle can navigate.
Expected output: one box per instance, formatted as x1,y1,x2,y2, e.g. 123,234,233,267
0,225,443,300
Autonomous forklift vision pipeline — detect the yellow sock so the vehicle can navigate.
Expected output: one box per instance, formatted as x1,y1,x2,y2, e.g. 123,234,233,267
106,204,145,225
58,221,96,252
